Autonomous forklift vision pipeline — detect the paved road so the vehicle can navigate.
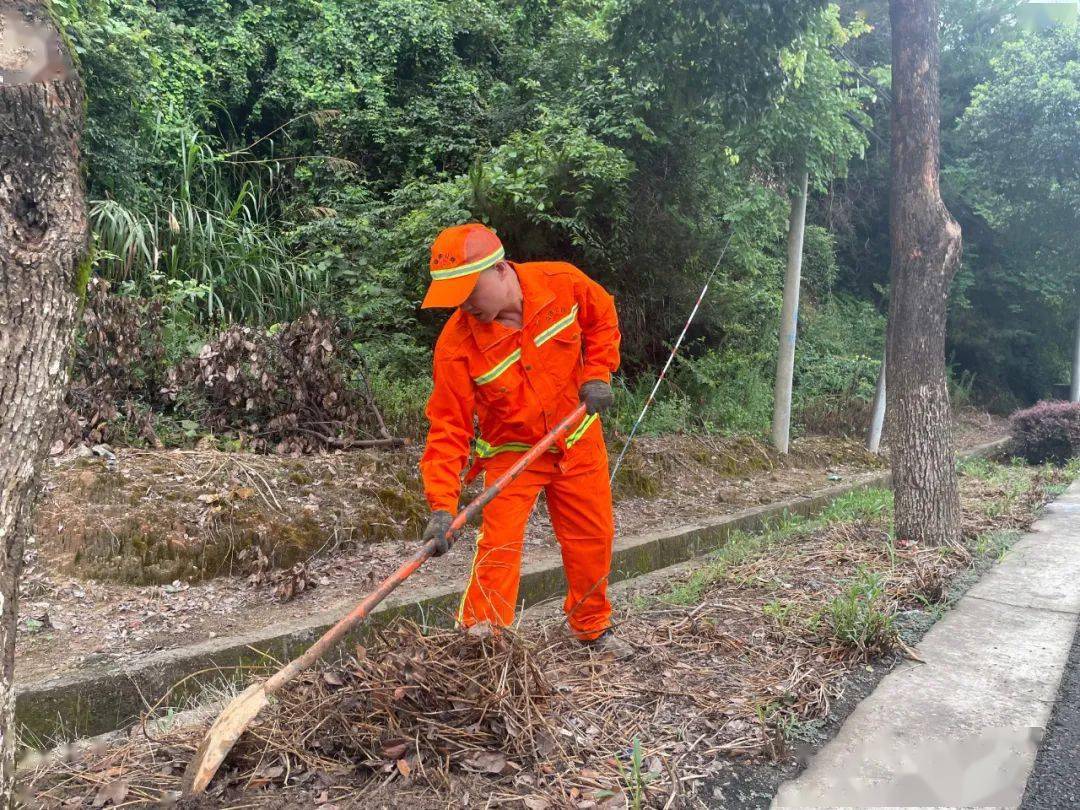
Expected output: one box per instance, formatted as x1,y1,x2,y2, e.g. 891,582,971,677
1022,611,1080,809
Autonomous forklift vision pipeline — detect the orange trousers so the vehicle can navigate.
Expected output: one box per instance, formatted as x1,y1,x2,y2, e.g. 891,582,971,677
457,447,614,641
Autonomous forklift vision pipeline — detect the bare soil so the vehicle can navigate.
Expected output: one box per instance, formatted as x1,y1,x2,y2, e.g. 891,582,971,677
16,410,1003,686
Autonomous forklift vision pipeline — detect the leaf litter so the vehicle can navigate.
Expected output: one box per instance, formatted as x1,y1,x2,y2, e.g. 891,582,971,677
19,456,1063,808
17,426,924,686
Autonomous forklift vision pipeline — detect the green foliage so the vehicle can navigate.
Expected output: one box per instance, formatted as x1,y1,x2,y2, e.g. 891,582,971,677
828,1,1075,407
364,372,434,441
609,0,830,123
609,348,775,437
825,567,896,652
796,296,883,401
801,224,841,298
679,350,776,434
820,488,893,524
948,24,1080,402
91,125,329,324
739,5,873,189
608,737,655,810
55,0,885,442
793,294,884,434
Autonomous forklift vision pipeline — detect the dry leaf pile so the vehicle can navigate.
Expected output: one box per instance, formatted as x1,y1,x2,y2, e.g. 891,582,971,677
233,624,573,779
60,277,168,449
21,623,639,808
162,310,385,455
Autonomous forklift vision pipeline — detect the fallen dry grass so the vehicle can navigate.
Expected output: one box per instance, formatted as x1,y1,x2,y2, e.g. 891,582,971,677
20,459,1069,809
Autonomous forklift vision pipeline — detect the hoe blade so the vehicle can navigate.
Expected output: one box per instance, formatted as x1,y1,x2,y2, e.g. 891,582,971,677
181,682,269,795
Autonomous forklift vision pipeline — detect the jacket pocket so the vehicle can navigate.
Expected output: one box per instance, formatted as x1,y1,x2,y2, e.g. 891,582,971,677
542,322,584,384
472,349,523,418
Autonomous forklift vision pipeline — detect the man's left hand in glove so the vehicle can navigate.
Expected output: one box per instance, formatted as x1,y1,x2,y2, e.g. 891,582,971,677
579,379,614,416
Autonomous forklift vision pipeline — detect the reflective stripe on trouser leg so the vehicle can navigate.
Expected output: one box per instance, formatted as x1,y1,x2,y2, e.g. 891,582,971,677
457,465,543,629
457,529,483,624
545,445,615,641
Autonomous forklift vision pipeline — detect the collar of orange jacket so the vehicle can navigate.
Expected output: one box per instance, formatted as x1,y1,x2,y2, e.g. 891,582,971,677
465,262,556,350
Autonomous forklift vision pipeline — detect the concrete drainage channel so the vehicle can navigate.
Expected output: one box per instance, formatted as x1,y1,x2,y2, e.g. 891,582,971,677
16,438,1009,745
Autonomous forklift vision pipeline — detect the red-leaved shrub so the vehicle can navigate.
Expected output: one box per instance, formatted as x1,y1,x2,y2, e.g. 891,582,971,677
1008,400,1080,464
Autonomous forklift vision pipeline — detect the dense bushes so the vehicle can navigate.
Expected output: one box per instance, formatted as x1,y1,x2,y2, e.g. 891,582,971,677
53,0,907,446
1009,401,1080,465
793,296,884,437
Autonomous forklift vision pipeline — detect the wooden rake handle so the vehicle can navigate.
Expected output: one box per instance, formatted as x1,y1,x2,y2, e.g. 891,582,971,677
261,403,588,695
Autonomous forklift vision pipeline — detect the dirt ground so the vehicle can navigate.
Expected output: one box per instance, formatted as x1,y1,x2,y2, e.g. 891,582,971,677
16,410,1003,685
20,442,1061,810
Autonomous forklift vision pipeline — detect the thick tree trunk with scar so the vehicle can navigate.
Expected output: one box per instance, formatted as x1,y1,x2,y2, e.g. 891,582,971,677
0,2,86,801
887,0,963,547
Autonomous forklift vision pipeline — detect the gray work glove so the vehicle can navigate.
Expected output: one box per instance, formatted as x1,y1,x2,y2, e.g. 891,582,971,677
422,509,454,556
579,379,614,416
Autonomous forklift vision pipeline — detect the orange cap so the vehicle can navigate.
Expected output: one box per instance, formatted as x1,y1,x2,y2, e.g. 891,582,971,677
422,223,505,309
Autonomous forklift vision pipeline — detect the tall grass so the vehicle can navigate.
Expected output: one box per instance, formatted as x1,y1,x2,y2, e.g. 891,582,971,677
91,127,327,324
608,349,774,436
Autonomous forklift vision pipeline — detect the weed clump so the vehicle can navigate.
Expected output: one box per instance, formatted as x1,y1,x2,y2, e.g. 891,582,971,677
823,567,896,654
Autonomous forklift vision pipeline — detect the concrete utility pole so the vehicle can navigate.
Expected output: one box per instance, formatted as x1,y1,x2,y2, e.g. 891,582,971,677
1072,306,1080,402
867,352,887,453
771,163,809,454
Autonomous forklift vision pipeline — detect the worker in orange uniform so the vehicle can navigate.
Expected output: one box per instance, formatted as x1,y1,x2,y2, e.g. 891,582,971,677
418,222,631,657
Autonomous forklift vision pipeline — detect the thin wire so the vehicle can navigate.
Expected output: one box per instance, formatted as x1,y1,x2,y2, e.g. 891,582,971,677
608,229,737,484
562,229,738,633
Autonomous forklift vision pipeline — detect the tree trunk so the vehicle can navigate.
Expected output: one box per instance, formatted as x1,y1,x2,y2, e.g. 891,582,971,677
866,351,887,454
0,3,86,802
1071,305,1080,403
887,0,963,546
771,163,809,455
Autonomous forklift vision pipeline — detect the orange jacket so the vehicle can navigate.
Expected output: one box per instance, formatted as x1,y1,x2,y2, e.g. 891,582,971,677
420,261,621,513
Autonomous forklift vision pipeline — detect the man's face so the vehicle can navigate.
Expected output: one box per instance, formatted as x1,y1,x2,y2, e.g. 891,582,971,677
461,264,510,322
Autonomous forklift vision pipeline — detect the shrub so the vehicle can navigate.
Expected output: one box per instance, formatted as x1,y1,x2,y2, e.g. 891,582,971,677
793,296,884,436
679,349,774,435
1008,400,1080,465
90,126,329,326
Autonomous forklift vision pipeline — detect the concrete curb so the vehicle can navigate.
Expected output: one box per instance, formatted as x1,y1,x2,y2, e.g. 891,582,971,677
773,458,1078,808
16,438,1009,744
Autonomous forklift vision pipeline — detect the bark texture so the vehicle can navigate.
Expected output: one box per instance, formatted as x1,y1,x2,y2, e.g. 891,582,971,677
0,2,85,801
887,0,963,546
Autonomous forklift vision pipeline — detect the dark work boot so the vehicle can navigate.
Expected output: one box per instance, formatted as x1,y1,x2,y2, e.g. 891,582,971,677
584,629,635,660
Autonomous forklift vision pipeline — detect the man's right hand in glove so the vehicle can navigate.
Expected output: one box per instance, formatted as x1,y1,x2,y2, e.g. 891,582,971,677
422,509,454,556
